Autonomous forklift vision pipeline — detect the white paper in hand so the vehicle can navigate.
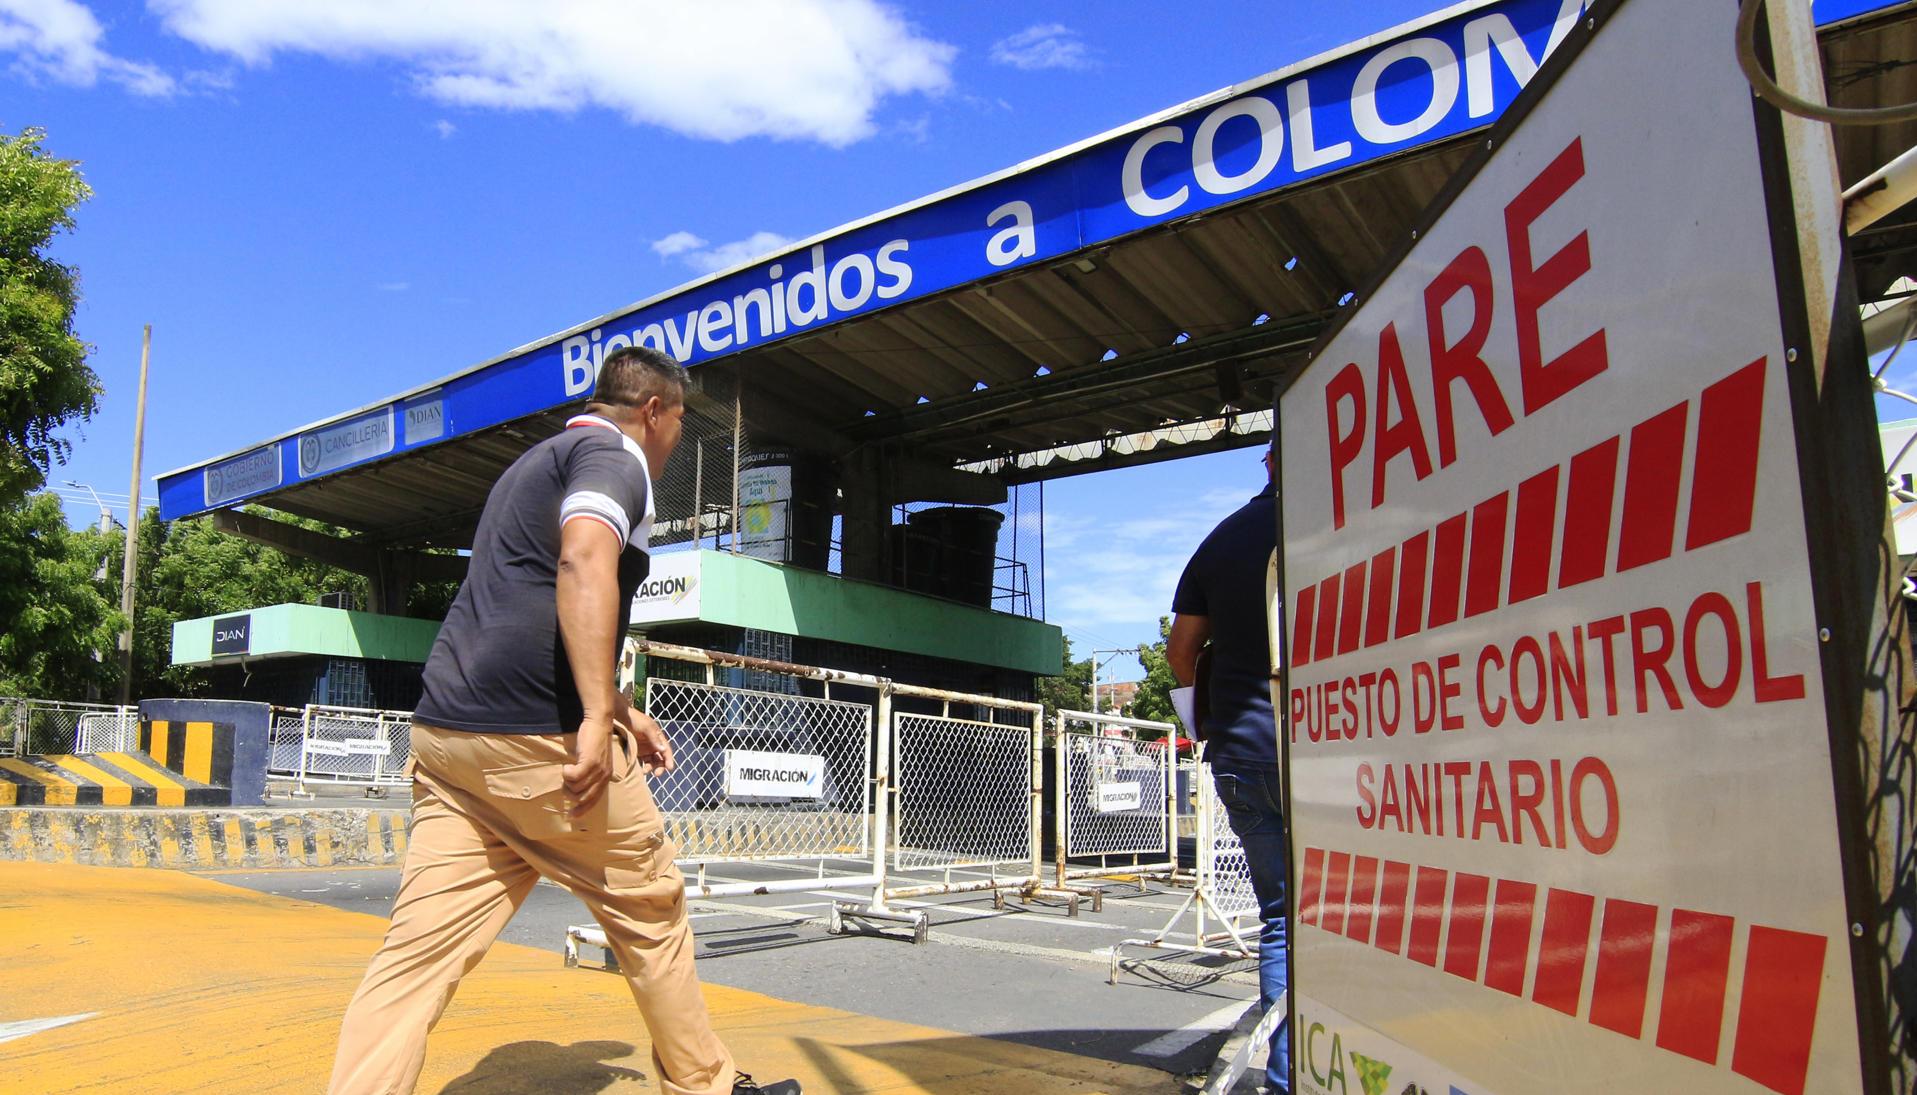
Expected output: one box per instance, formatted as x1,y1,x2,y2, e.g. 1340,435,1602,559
1170,686,1197,736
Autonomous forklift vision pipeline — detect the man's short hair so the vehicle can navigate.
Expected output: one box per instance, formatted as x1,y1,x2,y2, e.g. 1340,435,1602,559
594,345,688,410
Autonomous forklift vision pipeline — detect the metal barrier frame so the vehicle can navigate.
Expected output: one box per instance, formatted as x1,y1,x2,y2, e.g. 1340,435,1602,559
1109,760,1262,982
1053,709,1179,889
580,640,1083,946
2,698,140,757
284,704,413,794
881,685,1086,913
629,641,917,936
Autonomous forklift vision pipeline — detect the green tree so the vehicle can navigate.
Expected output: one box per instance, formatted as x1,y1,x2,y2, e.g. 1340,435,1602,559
1037,633,1093,728
0,128,98,503
0,492,123,698
1129,616,1180,730
115,507,370,698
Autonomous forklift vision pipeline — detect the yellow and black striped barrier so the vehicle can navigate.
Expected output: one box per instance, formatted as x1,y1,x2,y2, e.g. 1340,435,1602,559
0,751,225,808
0,806,411,869
140,719,233,788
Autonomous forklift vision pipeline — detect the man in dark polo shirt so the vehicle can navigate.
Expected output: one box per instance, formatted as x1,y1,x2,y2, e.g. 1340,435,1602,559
1169,447,1287,1093
328,346,798,1095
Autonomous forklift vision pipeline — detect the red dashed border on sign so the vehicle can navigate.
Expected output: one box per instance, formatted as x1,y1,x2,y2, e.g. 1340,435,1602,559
1298,844,1827,1095
1290,357,1769,667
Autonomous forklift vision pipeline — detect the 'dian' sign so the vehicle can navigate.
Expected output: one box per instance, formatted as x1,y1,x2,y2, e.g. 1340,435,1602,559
1277,1,1866,1093
211,614,251,657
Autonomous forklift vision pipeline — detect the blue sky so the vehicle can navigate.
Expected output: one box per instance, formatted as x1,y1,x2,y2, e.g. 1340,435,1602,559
16,0,1884,684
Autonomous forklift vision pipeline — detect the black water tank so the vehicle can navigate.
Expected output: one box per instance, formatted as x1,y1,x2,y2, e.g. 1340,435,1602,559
904,506,1004,608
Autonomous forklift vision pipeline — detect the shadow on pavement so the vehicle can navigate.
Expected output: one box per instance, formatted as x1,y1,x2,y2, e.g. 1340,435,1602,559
438,1040,646,1093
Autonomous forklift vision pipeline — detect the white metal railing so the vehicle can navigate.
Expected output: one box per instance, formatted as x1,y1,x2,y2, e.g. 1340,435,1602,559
0,698,139,757
1053,709,1179,887
1110,760,1263,981
264,704,413,793
561,640,1070,958
643,676,875,865
891,710,1035,873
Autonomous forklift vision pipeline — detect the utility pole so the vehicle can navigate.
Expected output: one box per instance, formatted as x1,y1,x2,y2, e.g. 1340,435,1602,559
65,479,116,701
116,326,152,705
1090,647,1141,716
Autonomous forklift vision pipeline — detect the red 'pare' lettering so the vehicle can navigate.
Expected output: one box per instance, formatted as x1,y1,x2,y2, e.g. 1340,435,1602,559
1325,136,1606,530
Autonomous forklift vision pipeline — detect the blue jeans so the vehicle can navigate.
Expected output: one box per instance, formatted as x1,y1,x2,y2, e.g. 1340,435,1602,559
1212,763,1290,1093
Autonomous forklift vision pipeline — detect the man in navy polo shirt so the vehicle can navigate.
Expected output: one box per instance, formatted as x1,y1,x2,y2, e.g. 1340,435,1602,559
1169,447,1287,1093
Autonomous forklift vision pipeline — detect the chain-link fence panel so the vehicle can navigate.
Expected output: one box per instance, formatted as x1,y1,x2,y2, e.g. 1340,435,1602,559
267,710,307,779
892,712,1034,871
643,677,873,863
1197,763,1260,920
75,708,138,753
1058,712,1175,872
1,699,136,756
296,706,412,787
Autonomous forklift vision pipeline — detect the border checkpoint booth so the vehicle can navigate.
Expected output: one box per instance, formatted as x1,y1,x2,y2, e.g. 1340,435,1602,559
154,0,1914,721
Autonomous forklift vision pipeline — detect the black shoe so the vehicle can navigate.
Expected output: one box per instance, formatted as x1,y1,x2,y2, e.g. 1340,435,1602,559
733,1072,801,1095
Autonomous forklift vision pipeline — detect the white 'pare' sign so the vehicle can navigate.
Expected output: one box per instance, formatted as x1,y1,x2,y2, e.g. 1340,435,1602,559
1276,2,1865,1093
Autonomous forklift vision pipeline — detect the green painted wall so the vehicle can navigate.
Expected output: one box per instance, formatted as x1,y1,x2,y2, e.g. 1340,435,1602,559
689,551,1061,675
171,603,442,667
172,553,1062,676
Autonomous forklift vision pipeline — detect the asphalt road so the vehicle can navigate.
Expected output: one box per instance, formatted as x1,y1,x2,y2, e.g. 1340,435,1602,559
212,857,1262,1082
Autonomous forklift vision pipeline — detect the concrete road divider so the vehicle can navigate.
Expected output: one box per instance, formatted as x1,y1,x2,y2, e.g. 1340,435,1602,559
0,807,410,869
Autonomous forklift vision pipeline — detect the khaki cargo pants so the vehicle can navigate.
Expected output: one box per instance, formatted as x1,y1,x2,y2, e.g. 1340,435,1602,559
328,722,734,1095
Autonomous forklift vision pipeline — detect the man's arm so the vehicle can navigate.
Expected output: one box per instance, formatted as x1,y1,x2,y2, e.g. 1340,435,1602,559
1167,614,1212,687
557,518,623,814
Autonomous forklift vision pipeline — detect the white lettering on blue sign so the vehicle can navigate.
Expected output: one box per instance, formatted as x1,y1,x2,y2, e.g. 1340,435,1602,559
404,396,445,445
161,0,1628,521
561,240,915,396
204,446,281,505
299,407,395,477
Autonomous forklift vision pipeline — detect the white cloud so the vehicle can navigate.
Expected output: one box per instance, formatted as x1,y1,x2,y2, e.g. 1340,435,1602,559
0,0,174,94
376,280,409,291
146,0,956,145
989,23,1091,71
649,230,707,260
1044,486,1250,636
433,118,454,138
652,229,795,275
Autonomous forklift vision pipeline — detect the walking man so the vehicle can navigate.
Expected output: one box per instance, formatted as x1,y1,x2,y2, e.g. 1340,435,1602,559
328,346,799,1095
1168,446,1287,1094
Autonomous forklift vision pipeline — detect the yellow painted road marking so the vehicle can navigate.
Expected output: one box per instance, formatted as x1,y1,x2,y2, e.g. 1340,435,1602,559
158,818,184,868
148,721,170,768
254,818,277,867
6,812,26,859
190,814,215,867
223,818,245,867
53,756,133,806
0,861,1166,1094
0,778,14,806
183,721,215,784
101,752,185,808
0,759,78,806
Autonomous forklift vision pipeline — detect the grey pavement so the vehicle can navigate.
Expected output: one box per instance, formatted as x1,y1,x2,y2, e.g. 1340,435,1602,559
209,856,1263,1083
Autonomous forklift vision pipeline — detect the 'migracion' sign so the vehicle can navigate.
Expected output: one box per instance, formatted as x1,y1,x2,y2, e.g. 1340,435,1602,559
1277,1,1867,1092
